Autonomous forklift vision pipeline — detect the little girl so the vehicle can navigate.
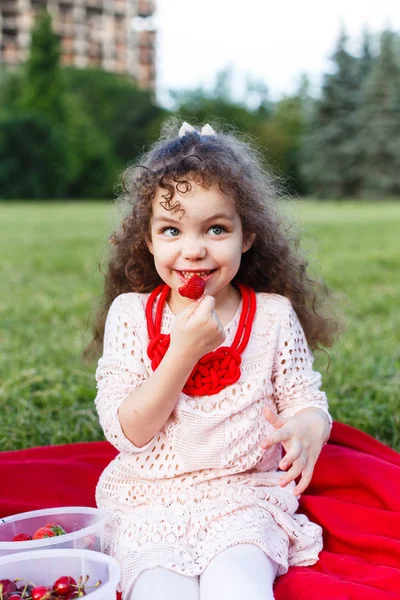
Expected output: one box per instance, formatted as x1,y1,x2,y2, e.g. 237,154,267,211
88,120,337,600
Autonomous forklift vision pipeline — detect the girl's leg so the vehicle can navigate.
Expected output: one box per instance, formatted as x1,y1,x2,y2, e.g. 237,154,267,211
200,544,278,600
129,567,199,600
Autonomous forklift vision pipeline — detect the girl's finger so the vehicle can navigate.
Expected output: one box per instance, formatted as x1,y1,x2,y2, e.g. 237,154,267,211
191,294,215,318
279,453,308,487
260,427,292,450
263,407,286,429
293,463,315,497
279,439,303,470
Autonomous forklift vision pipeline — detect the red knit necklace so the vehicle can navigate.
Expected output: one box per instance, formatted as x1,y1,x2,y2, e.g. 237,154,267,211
146,282,257,396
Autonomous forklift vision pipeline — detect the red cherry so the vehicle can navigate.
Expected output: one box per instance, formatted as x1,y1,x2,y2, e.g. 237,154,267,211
31,586,53,600
17,583,34,599
0,580,17,596
7,594,22,600
52,577,77,597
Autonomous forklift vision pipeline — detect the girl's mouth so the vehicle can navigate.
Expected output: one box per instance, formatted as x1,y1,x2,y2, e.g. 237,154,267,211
176,269,217,283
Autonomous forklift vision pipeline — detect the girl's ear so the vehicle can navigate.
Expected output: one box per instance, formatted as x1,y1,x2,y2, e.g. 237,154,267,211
145,237,154,255
242,232,256,253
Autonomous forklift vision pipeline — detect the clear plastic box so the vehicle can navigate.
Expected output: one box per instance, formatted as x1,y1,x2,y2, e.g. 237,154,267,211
0,548,120,600
0,507,107,556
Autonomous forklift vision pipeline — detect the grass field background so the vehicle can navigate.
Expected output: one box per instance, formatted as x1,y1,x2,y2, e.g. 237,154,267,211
0,201,399,451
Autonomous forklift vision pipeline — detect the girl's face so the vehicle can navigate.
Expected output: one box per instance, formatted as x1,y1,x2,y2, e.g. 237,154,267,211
146,181,255,312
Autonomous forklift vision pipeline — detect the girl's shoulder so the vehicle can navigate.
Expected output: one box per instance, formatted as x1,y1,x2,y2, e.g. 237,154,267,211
255,291,292,312
254,292,294,329
109,291,150,319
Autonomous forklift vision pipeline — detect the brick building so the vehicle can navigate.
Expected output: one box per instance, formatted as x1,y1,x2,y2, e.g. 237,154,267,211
0,0,156,91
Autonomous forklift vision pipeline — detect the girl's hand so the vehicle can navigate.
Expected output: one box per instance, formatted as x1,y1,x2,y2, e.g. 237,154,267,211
169,295,226,362
260,407,331,496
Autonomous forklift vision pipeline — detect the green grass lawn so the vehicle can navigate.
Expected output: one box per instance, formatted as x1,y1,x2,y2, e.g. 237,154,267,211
0,201,399,451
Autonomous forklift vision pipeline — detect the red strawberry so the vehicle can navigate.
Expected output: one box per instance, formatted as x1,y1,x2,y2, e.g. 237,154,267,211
32,526,56,540
44,522,66,536
178,275,206,300
12,533,32,542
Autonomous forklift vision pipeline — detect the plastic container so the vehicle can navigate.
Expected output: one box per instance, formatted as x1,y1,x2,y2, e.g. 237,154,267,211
0,548,120,600
0,507,107,557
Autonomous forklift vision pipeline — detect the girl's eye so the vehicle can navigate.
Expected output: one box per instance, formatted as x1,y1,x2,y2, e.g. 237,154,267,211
209,225,227,235
159,224,227,237
160,227,180,237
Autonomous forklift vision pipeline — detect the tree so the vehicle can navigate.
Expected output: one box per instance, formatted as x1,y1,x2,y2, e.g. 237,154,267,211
268,75,311,194
356,30,400,198
358,28,374,82
0,113,68,199
169,68,315,194
19,10,66,123
300,28,364,198
63,93,117,198
63,67,167,170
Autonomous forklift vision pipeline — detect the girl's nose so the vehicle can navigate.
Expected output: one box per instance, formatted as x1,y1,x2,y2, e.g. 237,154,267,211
181,238,207,260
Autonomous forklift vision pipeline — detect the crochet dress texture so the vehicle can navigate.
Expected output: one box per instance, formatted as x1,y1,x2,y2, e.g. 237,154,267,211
94,291,332,595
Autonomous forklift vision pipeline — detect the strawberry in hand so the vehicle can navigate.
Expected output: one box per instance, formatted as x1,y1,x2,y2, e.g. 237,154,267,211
178,275,206,300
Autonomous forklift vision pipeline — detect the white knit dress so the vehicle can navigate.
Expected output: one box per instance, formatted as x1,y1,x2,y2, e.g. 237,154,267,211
94,291,331,595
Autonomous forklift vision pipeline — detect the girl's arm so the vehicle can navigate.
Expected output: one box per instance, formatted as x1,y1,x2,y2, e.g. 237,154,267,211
94,294,158,453
270,299,332,425
260,298,332,495
117,345,197,448
95,293,225,451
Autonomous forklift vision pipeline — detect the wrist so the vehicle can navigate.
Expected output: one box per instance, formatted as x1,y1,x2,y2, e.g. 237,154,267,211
295,407,332,443
165,345,199,371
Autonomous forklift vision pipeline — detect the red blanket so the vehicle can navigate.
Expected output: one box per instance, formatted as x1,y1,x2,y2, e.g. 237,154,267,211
1,422,399,600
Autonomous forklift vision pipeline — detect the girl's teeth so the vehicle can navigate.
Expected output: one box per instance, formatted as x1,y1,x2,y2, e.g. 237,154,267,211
181,271,211,279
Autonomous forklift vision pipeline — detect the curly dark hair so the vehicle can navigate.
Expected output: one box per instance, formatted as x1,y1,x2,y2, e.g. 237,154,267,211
84,118,340,361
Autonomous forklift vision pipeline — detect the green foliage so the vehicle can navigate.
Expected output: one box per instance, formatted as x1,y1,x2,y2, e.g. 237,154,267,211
0,201,398,450
63,93,117,198
355,31,400,198
359,28,374,81
267,85,309,194
301,28,400,199
0,12,166,200
171,69,308,194
19,11,66,124
166,70,260,136
63,68,168,169
0,113,68,199
1,14,400,199
300,29,365,198
0,68,23,119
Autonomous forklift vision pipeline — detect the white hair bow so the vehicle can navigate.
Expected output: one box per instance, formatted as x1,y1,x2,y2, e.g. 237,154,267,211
179,122,216,137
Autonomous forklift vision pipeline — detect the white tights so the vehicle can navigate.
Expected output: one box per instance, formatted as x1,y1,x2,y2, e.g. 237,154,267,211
129,544,278,600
